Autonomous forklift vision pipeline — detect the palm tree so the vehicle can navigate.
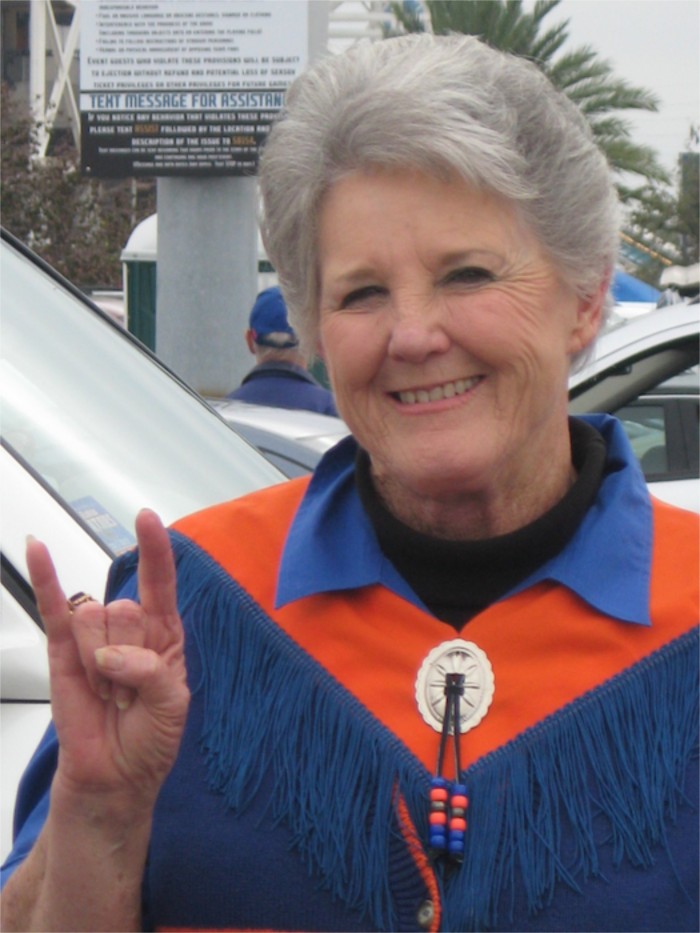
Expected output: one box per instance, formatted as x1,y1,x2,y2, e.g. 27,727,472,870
389,0,669,193
622,149,699,284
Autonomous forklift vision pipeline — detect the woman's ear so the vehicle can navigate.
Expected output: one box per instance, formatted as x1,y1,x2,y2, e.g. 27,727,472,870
569,270,611,357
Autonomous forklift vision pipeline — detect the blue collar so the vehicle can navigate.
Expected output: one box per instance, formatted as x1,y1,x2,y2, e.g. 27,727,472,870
277,415,652,626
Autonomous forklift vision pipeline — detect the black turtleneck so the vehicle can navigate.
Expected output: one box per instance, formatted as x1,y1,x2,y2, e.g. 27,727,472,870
355,419,607,630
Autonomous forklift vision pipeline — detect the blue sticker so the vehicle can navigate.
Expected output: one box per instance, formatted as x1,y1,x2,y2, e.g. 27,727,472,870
70,496,137,555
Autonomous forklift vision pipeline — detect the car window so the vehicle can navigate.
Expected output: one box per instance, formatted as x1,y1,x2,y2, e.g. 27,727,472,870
613,366,699,482
615,402,668,472
1,237,283,554
570,341,698,414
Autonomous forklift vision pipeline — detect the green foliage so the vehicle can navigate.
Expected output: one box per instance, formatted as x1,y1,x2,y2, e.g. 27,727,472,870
678,151,700,258
1,82,155,288
622,150,700,285
389,0,670,189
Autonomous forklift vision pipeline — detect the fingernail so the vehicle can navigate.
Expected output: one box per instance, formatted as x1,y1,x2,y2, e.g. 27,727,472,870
95,647,124,671
115,694,132,711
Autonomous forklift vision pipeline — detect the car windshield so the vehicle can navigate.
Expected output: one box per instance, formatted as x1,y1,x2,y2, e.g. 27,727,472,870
1,236,283,554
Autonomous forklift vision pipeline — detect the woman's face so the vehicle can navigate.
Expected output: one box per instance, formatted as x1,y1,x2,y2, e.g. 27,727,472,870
317,169,602,522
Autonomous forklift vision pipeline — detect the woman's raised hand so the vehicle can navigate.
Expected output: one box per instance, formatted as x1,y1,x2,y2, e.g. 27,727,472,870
26,508,190,806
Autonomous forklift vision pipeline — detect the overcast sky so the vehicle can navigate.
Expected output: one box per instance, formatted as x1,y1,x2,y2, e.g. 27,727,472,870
331,0,699,178
554,0,700,175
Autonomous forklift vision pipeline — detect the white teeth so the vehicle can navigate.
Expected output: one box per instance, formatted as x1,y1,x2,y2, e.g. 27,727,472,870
397,377,479,405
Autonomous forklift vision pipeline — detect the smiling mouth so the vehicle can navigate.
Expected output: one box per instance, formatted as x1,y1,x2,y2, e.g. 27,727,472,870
393,376,482,405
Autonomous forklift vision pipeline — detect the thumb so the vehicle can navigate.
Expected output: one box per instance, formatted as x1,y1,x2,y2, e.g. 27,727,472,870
95,645,188,713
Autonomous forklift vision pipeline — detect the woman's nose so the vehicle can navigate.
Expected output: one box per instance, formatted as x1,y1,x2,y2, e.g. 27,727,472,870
386,298,450,362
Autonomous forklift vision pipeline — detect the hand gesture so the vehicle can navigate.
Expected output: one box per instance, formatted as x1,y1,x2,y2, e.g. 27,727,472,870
26,509,190,806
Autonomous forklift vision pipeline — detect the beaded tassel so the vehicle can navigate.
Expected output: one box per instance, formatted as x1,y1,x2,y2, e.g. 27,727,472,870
428,776,450,852
428,673,469,863
448,783,468,860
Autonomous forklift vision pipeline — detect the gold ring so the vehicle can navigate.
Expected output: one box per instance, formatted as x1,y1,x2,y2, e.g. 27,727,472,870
67,591,95,611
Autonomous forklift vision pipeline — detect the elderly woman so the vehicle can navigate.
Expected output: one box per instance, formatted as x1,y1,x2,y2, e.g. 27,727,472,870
2,34,697,933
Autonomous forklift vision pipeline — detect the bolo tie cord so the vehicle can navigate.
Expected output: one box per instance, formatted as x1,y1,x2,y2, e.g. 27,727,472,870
428,672,469,863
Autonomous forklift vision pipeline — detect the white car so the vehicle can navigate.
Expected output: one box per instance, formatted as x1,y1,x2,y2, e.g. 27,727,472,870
570,302,699,512
1,229,284,863
207,399,349,477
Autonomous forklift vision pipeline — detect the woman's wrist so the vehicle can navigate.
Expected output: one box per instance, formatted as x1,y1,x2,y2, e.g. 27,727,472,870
49,770,156,850
31,792,151,932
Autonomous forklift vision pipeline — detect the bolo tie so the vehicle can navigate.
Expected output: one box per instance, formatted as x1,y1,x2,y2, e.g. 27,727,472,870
415,638,496,865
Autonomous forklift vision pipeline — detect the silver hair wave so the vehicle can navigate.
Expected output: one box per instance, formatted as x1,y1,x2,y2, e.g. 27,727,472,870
259,33,620,363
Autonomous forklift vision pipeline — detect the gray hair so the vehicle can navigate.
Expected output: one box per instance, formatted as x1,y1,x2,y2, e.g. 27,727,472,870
259,33,619,360
253,334,307,364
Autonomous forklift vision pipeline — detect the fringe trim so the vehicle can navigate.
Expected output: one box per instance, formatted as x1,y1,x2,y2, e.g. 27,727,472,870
108,535,698,932
445,628,699,931
169,532,426,932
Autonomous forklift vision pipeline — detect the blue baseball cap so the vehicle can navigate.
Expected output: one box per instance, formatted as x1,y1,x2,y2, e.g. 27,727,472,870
249,286,298,347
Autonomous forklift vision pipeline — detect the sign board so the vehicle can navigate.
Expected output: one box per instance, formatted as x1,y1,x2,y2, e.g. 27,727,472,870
80,0,308,177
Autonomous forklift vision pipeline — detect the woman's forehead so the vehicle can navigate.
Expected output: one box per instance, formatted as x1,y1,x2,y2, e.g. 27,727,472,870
316,170,533,265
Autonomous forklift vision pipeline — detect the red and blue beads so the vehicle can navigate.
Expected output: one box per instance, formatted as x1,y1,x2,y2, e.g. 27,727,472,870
428,777,469,861
428,777,449,852
447,783,468,859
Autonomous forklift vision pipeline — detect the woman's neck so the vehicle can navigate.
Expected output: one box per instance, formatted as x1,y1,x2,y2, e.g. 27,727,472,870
370,442,577,541
356,418,607,626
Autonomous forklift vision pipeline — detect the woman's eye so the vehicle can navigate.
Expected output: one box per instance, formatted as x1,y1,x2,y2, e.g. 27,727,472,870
340,285,386,309
445,267,494,287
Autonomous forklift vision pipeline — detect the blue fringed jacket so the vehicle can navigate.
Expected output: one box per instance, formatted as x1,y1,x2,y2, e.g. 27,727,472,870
3,416,699,932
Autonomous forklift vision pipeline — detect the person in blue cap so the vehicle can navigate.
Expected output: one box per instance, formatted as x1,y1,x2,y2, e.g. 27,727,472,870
228,285,338,415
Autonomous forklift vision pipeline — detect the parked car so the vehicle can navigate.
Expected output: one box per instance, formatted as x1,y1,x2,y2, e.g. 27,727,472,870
207,399,349,477
0,228,284,862
569,302,699,512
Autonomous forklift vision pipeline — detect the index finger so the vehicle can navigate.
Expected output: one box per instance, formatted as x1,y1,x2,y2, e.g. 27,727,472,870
26,535,71,633
134,509,179,624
